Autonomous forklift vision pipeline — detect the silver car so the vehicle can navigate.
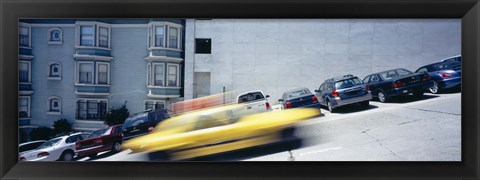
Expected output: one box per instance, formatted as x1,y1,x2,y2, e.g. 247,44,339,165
19,132,90,161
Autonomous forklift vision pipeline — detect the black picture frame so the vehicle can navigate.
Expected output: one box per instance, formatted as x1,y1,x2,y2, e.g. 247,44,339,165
1,0,479,179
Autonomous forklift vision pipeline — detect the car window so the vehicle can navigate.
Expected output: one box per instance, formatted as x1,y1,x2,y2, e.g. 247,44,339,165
396,69,413,76
113,126,122,134
37,138,62,149
287,89,310,99
19,142,43,152
370,75,380,82
363,76,370,83
319,83,325,91
334,78,362,89
194,115,228,131
88,128,112,138
430,61,461,71
238,92,264,103
123,113,148,128
380,70,398,80
416,67,428,73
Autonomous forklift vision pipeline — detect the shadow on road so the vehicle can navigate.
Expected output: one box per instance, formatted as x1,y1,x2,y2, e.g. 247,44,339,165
78,150,121,161
322,104,379,114
383,94,440,104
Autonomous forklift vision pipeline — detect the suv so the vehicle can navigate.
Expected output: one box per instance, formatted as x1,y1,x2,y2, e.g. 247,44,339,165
122,109,170,140
315,74,372,112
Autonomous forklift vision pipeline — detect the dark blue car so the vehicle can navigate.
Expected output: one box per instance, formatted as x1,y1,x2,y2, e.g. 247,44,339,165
415,61,461,94
363,68,434,103
278,88,321,110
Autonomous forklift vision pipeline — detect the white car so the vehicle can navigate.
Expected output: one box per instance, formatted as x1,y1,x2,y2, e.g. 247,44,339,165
19,132,90,161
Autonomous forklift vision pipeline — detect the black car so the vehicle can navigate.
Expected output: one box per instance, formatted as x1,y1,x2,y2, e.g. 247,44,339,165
122,109,170,140
278,87,321,110
415,60,461,94
363,68,434,103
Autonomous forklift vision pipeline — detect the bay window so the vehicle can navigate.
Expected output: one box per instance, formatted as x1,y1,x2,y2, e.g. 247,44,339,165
155,26,165,47
167,64,179,86
154,64,165,86
99,27,109,48
168,27,178,49
19,61,30,83
78,63,93,84
19,26,30,47
76,99,107,120
80,26,94,46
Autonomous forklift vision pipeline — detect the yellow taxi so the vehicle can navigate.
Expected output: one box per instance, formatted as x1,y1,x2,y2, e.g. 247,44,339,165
122,104,321,160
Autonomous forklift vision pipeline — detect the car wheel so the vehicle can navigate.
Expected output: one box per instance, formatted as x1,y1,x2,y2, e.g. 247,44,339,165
60,151,74,161
327,101,335,112
429,81,439,94
112,142,122,153
378,91,388,103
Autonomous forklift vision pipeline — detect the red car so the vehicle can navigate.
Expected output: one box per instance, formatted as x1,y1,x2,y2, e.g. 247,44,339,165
75,125,123,158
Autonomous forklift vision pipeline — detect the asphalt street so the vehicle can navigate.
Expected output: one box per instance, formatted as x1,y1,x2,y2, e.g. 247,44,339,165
80,90,461,162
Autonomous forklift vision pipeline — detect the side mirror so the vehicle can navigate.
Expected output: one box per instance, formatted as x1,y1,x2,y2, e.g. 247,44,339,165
265,95,270,98
278,99,283,102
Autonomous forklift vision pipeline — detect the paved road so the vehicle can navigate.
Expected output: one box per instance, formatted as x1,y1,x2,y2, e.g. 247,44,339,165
81,91,461,161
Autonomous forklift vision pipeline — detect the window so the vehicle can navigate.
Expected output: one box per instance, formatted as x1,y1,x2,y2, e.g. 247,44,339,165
167,64,179,86
19,61,30,83
145,100,165,110
97,63,109,84
416,67,428,73
80,26,94,46
168,27,179,49
98,27,109,48
76,99,107,120
78,63,93,84
48,96,61,113
396,69,413,76
155,26,165,47
195,39,211,54
48,28,63,44
154,64,165,86
19,26,30,47
19,96,30,118
370,75,380,82
48,63,61,78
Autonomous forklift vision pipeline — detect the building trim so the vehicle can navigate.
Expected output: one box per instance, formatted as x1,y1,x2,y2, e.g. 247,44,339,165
145,56,183,62
19,55,34,60
147,86,182,89
29,24,75,28
19,91,34,95
75,92,111,96
73,54,113,61
146,94,181,98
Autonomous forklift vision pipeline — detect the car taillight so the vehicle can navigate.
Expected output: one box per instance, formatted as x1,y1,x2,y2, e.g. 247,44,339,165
147,126,154,133
94,139,103,144
331,90,339,97
422,75,431,81
365,84,370,91
37,152,49,158
266,102,271,110
121,133,124,138
285,102,292,109
441,73,453,78
392,82,405,88
19,157,26,161
312,96,318,103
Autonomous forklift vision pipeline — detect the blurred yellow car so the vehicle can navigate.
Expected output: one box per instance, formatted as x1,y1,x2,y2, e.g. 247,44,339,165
122,104,321,160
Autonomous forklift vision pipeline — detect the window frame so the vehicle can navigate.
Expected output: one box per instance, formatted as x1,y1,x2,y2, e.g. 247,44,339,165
168,26,180,49
47,62,62,80
144,100,166,111
47,96,62,115
96,62,110,85
19,61,31,84
75,98,108,120
166,63,180,87
19,96,31,119
47,27,63,44
151,62,166,87
97,26,110,48
75,22,111,49
76,61,95,84
148,22,183,50
19,24,31,48
195,38,212,54
79,25,95,47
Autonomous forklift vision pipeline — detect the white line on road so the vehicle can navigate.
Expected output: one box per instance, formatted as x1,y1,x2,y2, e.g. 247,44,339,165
298,147,343,156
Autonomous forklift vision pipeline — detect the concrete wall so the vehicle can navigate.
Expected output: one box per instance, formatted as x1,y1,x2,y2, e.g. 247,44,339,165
185,19,461,103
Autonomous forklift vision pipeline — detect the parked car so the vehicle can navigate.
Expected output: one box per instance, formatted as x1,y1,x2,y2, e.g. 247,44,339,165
363,68,434,102
19,140,46,153
415,60,461,94
278,87,321,110
315,74,372,112
19,132,90,161
236,90,272,113
122,105,321,160
122,108,170,140
75,125,124,158
440,55,461,62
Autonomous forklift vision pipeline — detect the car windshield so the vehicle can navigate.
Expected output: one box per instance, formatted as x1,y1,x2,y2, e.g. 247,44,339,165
36,138,61,149
238,92,264,103
123,113,148,128
287,89,310,99
395,69,413,76
335,78,362,89
88,128,112,138
429,61,461,71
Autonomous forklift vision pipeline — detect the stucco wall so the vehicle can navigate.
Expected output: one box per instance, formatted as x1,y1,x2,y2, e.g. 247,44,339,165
185,19,461,103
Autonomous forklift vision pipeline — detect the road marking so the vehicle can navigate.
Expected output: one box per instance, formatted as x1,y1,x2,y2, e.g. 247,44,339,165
298,147,343,156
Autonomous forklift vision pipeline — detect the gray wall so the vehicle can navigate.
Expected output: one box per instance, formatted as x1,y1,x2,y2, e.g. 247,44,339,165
185,19,461,103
